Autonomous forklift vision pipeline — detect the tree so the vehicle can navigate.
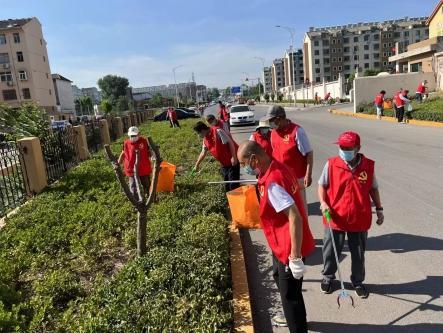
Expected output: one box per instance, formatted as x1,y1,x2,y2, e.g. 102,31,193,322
277,92,283,102
100,99,113,115
363,69,382,77
114,96,129,114
270,92,275,102
224,87,231,96
207,88,220,102
264,93,270,103
79,96,93,114
97,75,129,104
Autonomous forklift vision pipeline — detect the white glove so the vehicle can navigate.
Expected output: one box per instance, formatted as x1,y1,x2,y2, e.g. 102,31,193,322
288,257,306,280
376,210,384,225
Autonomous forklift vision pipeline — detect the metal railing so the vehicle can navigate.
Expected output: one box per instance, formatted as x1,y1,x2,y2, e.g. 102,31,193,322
0,142,29,217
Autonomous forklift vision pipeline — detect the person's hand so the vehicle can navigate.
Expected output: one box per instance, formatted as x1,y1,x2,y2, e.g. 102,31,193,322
376,210,384,225
288,257,306,280
191,166,198,174
304,174,312,188
320,201,330,214
231,156,238,166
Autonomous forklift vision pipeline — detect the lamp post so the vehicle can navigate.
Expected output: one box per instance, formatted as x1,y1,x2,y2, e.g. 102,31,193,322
276,25,297,107
172,65,184,107
253,57,265,101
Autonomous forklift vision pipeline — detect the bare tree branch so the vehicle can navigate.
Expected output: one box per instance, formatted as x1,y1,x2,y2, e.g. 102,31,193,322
133,150,144,203
145,136,162,210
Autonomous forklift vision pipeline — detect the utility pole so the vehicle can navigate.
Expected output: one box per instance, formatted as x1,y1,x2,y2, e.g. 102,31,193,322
276,25,297,107
253,57,265,101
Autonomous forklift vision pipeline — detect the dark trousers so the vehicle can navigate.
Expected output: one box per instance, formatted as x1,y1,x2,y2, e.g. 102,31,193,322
415,92,423,102
169,119,181,128
128,175,151,197
322,228,367,286
220,163,240,192
397,106,405,122
272,255,308,333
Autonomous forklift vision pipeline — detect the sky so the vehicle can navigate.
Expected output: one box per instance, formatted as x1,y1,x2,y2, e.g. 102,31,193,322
0,0,431,89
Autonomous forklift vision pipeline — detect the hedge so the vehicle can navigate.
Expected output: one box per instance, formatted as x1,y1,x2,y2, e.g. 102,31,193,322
0,120,233,332
357,97,443,123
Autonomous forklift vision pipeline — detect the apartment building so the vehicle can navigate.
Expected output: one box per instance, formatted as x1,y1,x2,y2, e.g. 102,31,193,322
52,74,75,118
271,58,285,91
283,48,304,87
263,66,272,93
0,18,56,113
132,82,199,102
303,17,429,83
81,87,101,105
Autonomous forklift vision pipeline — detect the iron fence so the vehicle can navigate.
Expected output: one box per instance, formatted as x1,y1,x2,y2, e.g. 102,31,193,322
109,118,118,142
84,121,102,153
41,128,80,184
122,116,129,133
0,142,29,217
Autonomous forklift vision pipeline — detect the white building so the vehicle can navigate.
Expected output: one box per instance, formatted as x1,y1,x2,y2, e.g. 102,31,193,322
263,67,272,93
52,74,75,119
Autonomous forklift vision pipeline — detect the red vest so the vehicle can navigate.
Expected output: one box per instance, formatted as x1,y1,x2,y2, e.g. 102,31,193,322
416,84,425,94
374,94,384,106
271,122,307,179
395,93,405,107
204,126,237,167
258,160,315,265
324,155,374,232
219,106,230,121
167,109,177,121
123,137,152,177
252,131,273,157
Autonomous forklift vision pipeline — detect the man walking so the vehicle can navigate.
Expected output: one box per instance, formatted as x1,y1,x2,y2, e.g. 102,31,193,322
374,90,386,120
318,131,384,298
238,141,315,333
263,105,313,212
395,89,410,123
218,101,230,129
167,107,180,128
193,121,239,192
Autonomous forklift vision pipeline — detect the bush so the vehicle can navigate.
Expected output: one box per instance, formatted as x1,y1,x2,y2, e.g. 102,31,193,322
0,120,232,331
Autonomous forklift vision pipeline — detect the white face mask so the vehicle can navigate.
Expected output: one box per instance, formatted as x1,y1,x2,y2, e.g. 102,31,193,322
129,136,139,142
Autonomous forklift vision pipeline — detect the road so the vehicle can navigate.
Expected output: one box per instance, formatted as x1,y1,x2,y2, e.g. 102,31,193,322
205,103,443,333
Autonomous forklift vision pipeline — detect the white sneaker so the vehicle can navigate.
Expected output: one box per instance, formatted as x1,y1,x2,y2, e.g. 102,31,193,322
271,314,288,327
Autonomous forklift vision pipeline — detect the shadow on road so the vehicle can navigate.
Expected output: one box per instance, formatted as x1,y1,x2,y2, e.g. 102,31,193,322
308,201,321,216
366,233,443,253
309,322,443,333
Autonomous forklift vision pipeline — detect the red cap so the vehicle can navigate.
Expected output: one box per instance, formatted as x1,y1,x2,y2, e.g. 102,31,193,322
335,131,360,148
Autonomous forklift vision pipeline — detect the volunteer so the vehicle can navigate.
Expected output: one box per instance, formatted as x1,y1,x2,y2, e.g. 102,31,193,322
392,88,402,119
167,107,180,128
205,114,230,134
374,90,386,120
117,126,152,196
237,141,315,333
395,89,410,123
415,80,427,103
193,121,239,192
318,131,384,298
249,119,272,156
218,101,230,128
263,105,313,211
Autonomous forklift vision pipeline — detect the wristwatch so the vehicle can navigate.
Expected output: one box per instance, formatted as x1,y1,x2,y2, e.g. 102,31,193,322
376,207,383,211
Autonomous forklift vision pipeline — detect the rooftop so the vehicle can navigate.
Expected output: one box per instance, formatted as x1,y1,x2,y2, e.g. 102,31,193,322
0,18,33,30
52,74,72,82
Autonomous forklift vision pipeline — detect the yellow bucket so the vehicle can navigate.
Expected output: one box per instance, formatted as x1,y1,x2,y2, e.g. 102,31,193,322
227,185,261,229
157,161,176,192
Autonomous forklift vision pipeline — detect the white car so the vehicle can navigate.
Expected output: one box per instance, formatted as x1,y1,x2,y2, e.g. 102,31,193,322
229,104,255,126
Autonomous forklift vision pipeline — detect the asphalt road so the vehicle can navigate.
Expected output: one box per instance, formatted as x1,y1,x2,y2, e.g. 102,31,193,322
204,103,443,333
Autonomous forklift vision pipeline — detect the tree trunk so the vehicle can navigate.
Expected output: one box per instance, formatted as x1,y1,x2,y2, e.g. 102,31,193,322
137,210,147,256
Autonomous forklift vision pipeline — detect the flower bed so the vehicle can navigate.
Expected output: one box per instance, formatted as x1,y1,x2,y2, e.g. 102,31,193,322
0,119,232,332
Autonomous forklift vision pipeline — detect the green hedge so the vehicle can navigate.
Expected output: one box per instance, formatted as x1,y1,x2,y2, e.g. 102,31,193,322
357,97,443,122
0,120,232,332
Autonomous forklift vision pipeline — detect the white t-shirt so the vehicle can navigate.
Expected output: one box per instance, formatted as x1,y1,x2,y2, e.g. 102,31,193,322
202,128,230,152
268,183,295,213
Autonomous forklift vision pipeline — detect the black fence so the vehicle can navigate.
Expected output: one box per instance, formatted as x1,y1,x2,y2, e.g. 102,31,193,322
84,121,102,153
41,128,80,184
122,116,129,134
109,118,119,142
0,142,29,217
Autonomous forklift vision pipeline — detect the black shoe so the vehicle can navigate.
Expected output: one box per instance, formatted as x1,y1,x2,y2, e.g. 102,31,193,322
320,279,332,294
354,284,369,298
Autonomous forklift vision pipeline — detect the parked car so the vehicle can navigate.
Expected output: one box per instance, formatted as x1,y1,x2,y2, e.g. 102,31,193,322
154,109,200,122
229,104,255,126
51,120,72,131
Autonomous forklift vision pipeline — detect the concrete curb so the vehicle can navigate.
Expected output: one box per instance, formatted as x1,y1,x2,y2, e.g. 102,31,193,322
329,108,443,128
230,226,254,333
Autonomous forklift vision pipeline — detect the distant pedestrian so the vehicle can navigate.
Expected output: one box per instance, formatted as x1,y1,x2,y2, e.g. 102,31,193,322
318,131,384,298
415,80,427,103
374,90,386,120
218,101,230,122
167,107,181,128
118,126,152,197
395,89,410,123
314,92,319,105
249,119,273,157
323,92,332,105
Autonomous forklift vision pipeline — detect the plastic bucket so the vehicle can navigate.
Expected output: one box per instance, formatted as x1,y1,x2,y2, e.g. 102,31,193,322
226,185,261,229
157,161,176,192
383,100,392,109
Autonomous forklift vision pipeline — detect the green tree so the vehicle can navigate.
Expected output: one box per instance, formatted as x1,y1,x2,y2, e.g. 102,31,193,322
363,69,382,77
97,75,129,104
277,92,283,102
114,96,129,113
100,99,113,115
264,93,270,103
79,96,93,114
270,92,275,102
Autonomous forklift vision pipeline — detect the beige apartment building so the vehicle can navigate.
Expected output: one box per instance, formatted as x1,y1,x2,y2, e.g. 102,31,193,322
303,17,429,84
0,18,56,114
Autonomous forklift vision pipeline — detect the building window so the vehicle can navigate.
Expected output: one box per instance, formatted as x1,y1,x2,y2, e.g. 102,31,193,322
354,55,359,60
383,61,388,66
18,70,27,80
332,48,336,53
416,30,420,36
364,35,370,41
333,66,337,71
315,68,321,73
316,77,321,83
388,33,392,38
314,40,319,46
324,49,330,55
314,50,320,56
353,46,359,52
0,34,6,45
344,56,350,61
323,40,329,46
338,66,342,71
344,47,350,53
388,42,393,47
315,59,320,64
343,37,349,44
0,71,13,82
354,36,359,42
404,31,409,37
43,56,46,62
324,58,330,64
49,89,52,95
13,33,20,43
373,43,380,50
364,54,369,60
22,88,31,99
0,53,10,65
374,53,380,59
373,34,380,40
333,75,338,80
324,67,331,73
332,57,337,62
46,73,49,79
394,32,401,38
364,63,370,69
374,62,380,67
344,65,351,70
17,52,24,62
338,57,343,61
2,89,17,100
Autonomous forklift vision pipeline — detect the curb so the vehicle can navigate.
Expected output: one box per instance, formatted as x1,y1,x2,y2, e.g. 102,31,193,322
230,226,254,333
329,109,443,128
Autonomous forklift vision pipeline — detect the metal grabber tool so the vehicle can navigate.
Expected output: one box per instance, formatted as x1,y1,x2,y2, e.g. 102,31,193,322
324,209,355,308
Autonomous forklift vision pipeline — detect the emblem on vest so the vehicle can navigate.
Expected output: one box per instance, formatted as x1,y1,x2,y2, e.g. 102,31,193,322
283,134,290,143
139,143,144,149
259,185,265,197
358,171,368,183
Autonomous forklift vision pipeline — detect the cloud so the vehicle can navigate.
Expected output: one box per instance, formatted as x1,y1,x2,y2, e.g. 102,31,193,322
50,41,282,89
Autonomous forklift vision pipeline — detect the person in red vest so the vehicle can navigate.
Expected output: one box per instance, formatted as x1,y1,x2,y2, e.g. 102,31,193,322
218,101,230,128
323,92,332,105
117,126,152,197
374,90,386,120
193,121,239,192
264,105,313,213
237,140,315,332
395,89,410,123
167,107,180,128
392,88,402,119
249,119,272,157
318,131,384,298
415,80,427,103
205,114,230,134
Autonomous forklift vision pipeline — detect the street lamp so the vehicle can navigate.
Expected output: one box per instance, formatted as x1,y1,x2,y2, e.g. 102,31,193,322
275,25,298,107
172,65,184,107
253,57,265,101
